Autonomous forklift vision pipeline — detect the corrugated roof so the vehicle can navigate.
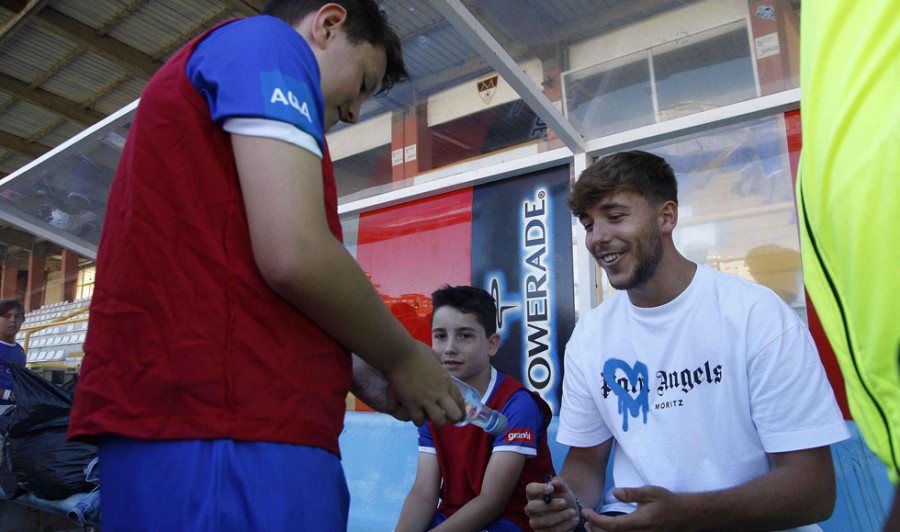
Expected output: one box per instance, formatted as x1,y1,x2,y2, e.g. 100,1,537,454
0,23,78,85
107,0,237,58
40,52,129,104
92,76,143,114
0,100,60,138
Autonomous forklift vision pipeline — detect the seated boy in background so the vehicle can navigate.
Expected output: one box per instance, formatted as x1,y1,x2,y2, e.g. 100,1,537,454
0,299,25,405
396,285,555,532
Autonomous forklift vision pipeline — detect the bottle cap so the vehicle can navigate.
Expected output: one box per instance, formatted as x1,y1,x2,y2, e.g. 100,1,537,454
487,412,508,436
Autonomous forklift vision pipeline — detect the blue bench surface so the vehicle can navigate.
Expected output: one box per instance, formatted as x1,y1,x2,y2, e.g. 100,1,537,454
340,412,895,532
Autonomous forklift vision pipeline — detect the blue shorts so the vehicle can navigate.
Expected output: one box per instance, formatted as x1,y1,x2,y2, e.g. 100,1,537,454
99,437,349,532
428,511,522,531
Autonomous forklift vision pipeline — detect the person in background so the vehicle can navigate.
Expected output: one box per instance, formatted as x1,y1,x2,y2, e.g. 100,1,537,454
797,1,900,529
0,299,26,405
396,286,555,532
525,151,848,532
68,1,464,530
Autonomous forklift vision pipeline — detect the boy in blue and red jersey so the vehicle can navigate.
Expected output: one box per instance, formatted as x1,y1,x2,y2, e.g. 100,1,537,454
0,299,25,405
396,286,555,532
68,1,464,530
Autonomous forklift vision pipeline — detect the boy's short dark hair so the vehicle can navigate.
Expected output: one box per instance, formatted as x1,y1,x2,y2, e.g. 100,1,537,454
262,0,409,93
0,299,24,317
568,150,678,218
431,285,497,337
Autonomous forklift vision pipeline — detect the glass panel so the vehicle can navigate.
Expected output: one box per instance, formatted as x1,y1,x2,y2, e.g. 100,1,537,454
565,52,654,138
333,145,394,199
594,114,806,322
564,18,761,137
654,21,757,119
460,0,800,142
333,89,553,205
430,99,547,169
0,115,131,256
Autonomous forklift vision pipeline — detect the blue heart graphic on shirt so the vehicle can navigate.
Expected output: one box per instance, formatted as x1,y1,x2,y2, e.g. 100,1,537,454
603,358,649,432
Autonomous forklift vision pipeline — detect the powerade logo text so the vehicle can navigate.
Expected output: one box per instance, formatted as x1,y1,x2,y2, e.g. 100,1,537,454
522,188,556,410
487,187,559,411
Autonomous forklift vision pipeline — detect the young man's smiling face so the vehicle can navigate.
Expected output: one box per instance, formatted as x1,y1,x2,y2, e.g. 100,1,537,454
431,306,499,387
580,190,664,291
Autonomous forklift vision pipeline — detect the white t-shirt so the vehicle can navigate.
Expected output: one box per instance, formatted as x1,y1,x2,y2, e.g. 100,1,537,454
558,264,849,531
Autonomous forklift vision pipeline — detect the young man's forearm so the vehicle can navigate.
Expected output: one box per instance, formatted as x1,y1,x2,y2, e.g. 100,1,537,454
677,447,835,531
592,446,836,532
559,443,611,510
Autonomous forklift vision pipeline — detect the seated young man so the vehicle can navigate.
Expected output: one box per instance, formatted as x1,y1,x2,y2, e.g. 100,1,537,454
525,151,848,532
396,285,555,532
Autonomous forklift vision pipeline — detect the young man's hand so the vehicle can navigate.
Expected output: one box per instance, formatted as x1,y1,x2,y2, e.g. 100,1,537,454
524,476,584,532
584,486,688,532
383,341,464,427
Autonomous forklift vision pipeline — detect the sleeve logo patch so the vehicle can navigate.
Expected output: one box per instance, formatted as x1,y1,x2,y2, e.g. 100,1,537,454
269,87,312,123
260,71,320,131
504,429,534,444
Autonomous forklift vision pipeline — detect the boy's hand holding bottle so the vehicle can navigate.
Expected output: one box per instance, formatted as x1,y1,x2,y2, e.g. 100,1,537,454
384,341,465,427
451,376,508,435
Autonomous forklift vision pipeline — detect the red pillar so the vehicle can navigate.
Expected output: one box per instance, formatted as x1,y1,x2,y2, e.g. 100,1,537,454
390,110,406,183
0,265,17,300
748,0,800,96
403,105,432,177
390,105,433,183
15,271,26,302
26,251,45,312
61,249,79,302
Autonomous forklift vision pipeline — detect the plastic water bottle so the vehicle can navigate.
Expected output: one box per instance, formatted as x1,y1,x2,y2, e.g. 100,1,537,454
452,376,508,436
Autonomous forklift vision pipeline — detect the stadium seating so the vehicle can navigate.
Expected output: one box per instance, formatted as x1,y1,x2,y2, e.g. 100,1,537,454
17,298,90,370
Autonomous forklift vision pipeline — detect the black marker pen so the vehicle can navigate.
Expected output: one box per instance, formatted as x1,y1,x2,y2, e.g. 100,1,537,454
544,474,553,504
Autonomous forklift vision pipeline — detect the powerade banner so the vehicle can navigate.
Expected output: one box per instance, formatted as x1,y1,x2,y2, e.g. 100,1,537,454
472,166,575,414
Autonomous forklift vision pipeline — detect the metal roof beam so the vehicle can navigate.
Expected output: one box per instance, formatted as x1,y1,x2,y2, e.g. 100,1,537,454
242,0,265,11
0,129,49,158
0,226,36,249
0,72,106,126
3,248,30,270
31,7,162,79
221,0,260,17
0,0,52,48
428,0,585,153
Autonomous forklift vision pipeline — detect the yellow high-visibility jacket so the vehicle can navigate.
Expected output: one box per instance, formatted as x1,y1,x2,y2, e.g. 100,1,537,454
797,0,900,483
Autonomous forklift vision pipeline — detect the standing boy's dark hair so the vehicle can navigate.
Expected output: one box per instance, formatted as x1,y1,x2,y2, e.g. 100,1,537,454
262,0,409,93
431,285,497,337
568,150,678,218
0,299,23,318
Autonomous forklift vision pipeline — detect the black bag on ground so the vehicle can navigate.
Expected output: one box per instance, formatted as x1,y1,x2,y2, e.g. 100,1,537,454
0,417,24,499
2,362,96,500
